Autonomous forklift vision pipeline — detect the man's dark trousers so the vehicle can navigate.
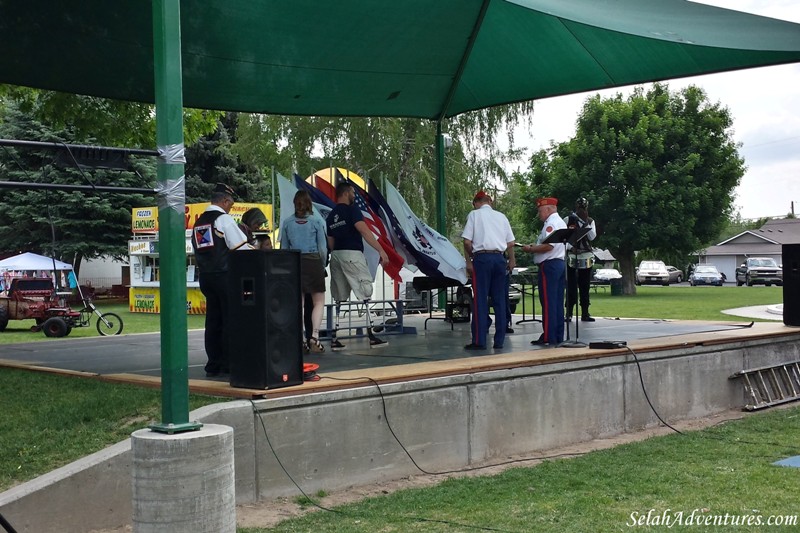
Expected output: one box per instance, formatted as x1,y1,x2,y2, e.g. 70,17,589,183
538,258,565,344
199,272,230,374
470,253,508,348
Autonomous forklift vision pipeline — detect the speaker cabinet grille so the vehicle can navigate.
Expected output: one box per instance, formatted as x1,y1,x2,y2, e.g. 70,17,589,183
227,250,304,389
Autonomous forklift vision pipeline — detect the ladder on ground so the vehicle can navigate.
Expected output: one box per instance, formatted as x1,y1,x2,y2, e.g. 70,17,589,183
730,361,800,411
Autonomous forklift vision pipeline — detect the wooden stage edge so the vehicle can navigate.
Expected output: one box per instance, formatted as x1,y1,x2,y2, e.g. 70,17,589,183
3,321,796,400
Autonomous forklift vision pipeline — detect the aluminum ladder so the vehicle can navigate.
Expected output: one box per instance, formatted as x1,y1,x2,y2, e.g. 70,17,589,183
730,361,800,411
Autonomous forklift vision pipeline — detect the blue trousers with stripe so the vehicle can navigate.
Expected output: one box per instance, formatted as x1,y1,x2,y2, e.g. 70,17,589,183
470,253,508,348
538,258,565,344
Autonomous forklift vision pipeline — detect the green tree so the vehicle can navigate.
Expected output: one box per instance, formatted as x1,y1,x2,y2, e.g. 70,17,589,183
0,104,155,276
184,112,268,207
518,84,745,293
1,86,221,148
233,105,533,241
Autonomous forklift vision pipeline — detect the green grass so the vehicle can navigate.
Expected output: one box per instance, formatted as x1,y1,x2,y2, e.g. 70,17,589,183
0,285,783,345
0,301,207,344
520,285,783,322
241,407,800,532
0,367,223,492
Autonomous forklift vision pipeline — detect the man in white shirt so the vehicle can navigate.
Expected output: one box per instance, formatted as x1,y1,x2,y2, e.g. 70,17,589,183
522,197,566,346
462,190,515,350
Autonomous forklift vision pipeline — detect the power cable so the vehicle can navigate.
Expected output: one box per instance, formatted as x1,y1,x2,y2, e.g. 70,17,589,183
250,345,799,530
624,345,800,451
249,397,525,532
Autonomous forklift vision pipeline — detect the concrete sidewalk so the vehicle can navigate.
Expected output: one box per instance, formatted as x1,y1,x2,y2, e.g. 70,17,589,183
722,304,783,321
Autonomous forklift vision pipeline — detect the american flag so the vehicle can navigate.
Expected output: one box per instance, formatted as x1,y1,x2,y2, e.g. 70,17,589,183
349,180,404,281
368,178,467,284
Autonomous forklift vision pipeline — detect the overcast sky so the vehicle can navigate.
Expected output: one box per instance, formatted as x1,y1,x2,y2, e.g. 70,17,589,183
507,0,800,220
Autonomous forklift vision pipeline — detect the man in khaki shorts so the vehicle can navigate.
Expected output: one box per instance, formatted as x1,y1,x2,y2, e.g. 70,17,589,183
326,182,390,350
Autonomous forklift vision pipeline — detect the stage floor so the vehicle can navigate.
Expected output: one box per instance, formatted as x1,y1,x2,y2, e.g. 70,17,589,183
0,312,782,399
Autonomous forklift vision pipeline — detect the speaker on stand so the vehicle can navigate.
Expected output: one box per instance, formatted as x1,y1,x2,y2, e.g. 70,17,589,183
227,249,304,389
783,243,800,327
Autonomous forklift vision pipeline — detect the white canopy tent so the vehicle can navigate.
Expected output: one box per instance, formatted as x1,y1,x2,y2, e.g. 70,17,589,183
0,252,73,272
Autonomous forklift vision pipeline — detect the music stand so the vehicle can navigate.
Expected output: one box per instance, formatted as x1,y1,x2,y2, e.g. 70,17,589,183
564,226,593,347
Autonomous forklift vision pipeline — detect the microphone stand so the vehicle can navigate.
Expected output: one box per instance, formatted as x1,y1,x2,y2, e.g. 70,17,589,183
561,226,592,348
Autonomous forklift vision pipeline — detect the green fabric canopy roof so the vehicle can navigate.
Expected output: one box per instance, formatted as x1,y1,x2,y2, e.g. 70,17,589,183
2,0,800,119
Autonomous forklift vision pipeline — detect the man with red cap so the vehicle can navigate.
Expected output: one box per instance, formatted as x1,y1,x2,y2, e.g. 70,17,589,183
462,190,516,350
522,197,566,346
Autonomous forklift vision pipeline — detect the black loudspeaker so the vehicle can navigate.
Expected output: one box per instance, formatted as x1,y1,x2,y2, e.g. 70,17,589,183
783,244,800,327
228,250,304,389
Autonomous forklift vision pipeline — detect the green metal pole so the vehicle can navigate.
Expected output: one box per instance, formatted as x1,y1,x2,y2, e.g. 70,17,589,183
150,0,200,433
436,121,447,310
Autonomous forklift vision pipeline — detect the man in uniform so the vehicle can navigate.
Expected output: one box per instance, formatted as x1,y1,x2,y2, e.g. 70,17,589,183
522,197,566,346
462,190,515,350
564,197,597,322
326,181,389,351
191,183,251,377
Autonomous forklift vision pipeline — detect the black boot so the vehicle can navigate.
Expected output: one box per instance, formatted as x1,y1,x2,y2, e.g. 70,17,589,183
581,308,595,322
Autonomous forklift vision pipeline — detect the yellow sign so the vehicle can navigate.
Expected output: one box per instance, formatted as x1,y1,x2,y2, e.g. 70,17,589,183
132,202,274,234
129,287,207,314
130,288,159,313
132,207,159,233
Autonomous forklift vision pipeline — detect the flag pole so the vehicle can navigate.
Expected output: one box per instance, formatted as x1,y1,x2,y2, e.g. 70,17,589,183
270,165,276,233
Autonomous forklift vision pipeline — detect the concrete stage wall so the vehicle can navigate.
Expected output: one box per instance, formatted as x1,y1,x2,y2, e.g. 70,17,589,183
2,326,799,532
219,331,800,502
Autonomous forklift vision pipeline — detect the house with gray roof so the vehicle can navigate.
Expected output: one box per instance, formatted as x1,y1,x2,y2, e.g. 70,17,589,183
699,218,800,280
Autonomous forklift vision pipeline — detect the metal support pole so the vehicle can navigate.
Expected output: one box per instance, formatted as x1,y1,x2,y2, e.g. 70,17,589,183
436,122,447,310
150,0,200,433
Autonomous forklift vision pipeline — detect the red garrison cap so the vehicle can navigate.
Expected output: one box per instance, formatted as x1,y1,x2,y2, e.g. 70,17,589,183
473,190,491,202
536,197,558,207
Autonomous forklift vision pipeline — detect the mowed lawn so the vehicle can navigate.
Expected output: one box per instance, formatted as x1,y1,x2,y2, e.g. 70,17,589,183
521,284,784,322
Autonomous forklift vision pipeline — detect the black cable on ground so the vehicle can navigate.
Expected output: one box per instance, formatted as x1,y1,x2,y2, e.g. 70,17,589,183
249,347,799,530
321,375,584,475
248,398,523,532
625,345,800,452
0,512,18,533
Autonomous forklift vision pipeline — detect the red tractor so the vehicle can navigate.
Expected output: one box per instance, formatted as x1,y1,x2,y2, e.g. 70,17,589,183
0,277,123,337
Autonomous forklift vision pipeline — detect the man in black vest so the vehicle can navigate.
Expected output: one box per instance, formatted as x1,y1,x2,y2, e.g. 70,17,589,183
191,183,251,377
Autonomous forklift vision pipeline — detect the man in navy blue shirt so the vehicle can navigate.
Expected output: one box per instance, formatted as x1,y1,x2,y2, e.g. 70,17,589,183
326,182,389,351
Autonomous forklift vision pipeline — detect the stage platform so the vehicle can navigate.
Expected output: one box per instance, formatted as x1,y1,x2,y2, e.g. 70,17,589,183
0,312,789,399
3,313,800,533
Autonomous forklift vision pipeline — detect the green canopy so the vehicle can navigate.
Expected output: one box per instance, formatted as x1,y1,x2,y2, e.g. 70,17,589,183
2,0,800,119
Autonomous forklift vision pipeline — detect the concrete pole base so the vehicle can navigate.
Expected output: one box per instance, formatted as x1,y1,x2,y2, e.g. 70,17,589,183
132,424,235,533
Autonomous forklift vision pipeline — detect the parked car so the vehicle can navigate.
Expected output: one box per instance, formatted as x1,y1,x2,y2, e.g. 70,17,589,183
689,265,724,286
736,257,783,286
636,260,670,286
665,265,684,284
593,268,622,283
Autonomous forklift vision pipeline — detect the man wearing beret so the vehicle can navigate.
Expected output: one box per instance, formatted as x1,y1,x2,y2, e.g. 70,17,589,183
462,190,516,350
522,197,566,346
191,183,252,377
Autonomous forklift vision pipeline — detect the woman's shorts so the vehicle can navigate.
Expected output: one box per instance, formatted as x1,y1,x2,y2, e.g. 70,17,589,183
300,253,326,294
